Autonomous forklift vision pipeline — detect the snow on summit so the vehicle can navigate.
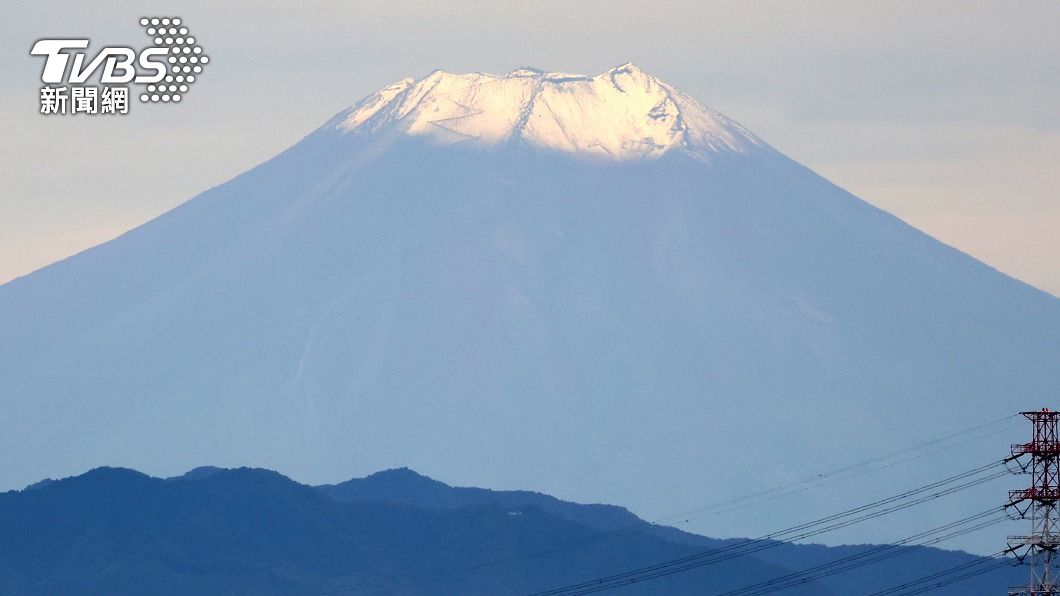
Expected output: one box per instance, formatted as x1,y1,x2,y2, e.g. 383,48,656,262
333,63,764,160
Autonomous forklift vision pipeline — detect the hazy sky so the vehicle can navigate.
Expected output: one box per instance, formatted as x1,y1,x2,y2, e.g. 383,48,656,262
2,1,1057,295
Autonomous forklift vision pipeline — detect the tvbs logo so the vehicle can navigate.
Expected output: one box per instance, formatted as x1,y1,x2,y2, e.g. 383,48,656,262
30,17,209,115
31,40,168,85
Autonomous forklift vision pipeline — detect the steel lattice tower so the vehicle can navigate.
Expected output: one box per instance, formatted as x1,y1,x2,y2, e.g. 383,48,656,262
1007,409,1060,596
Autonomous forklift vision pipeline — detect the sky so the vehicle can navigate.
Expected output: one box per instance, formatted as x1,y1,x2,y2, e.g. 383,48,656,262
1,0,1057,296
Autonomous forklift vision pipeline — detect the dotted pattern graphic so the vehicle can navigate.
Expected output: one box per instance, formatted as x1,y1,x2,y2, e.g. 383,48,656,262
138,17,208,103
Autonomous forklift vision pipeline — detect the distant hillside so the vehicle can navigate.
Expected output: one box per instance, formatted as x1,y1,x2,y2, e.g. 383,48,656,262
319,467,646,532
0,467,1021,595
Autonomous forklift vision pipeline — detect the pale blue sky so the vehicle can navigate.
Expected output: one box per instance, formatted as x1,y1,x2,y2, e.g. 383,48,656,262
2,0,1058,295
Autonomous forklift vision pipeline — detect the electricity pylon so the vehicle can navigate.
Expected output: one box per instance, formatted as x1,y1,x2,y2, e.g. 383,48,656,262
1007,409,1060,596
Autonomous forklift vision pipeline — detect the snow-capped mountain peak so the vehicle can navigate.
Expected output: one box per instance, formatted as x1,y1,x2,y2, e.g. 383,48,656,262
3,61,1059,558
333,63,763,160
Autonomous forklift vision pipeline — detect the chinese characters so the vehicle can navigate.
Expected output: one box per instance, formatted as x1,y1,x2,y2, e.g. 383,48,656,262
40,86,129,115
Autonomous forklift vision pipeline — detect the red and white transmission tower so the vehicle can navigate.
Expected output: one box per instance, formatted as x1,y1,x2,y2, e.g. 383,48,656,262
1007,408,1060,596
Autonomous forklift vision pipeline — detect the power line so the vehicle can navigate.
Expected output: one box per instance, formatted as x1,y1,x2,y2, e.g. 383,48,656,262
657,413,1018,525
528,461,1007,595
321,414,1017,595
869,552,1013,595
717,508,1007,596
531,474,1006,596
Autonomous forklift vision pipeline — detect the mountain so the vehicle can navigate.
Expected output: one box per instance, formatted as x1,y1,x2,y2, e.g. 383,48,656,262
0,63,1057,551
319,467,648,532
0,466,1021,595
329,63,761,159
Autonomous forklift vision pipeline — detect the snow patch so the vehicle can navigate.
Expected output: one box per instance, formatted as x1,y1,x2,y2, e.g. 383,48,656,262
335,63,763,160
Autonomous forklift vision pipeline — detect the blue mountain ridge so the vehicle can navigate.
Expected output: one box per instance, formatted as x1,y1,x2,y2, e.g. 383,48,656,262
0,466,1022,595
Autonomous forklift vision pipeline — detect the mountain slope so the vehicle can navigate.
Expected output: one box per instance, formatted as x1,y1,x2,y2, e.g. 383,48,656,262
319,467,654,534
0,466,1022,595
0,467,830,596
0,64,1056,551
